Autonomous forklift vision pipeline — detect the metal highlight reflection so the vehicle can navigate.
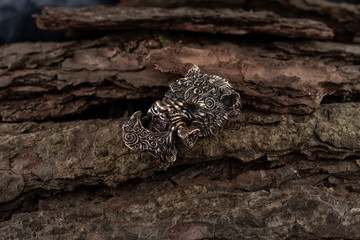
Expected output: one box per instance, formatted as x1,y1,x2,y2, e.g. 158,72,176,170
122,65,241,169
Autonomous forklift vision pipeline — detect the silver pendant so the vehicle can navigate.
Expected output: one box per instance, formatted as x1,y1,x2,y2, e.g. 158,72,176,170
122,65,241,169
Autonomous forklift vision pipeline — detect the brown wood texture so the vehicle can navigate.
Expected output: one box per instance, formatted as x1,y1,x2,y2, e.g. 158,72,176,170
1,35,355,122
34,6,334,39
118,0,360,42
1,2,360,239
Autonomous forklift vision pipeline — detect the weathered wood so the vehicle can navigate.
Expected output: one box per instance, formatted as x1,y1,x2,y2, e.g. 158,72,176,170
118,0,360,42
0,35,168,121
0,35,351,122
2,182,360,239
146,46,347,114
1,103,360,225
1,3,360,239
34,6,334,40
273,40,360,102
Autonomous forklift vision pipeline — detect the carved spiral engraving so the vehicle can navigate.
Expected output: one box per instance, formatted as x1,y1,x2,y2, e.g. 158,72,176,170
122,65,241,170
123,132,138,146
204,96,216,109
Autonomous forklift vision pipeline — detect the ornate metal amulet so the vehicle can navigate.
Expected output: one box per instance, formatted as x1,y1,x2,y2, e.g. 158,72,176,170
122,65,241,169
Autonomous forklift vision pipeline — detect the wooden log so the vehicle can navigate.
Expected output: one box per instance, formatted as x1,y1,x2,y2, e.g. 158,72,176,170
118,0,360,42
0,35,350,122
1,3,360,239
1,182,360,239
34,6,334,40
1,103,360,224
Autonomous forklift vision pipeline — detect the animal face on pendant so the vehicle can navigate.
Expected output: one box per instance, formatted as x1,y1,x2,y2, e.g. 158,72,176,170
122,65,241,170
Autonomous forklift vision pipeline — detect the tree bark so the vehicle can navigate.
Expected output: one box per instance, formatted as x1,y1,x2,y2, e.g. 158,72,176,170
1,35,354,121
1,2,360,239
118,0,360,42
34,6,334,39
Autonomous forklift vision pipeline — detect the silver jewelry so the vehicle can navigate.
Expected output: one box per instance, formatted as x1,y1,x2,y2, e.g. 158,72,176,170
122,65,241,169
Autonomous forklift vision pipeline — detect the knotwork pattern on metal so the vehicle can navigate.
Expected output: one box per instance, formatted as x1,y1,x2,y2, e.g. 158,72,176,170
122,65,241,169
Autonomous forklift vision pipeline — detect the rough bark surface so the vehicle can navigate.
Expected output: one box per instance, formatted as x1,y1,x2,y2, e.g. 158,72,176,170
1,2,360,239
1,102,360,238
34,6,334,40
0,35,351,121
118,0,360,42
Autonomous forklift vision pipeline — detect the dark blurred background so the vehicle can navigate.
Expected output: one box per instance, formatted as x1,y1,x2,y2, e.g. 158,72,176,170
0,0,117,45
